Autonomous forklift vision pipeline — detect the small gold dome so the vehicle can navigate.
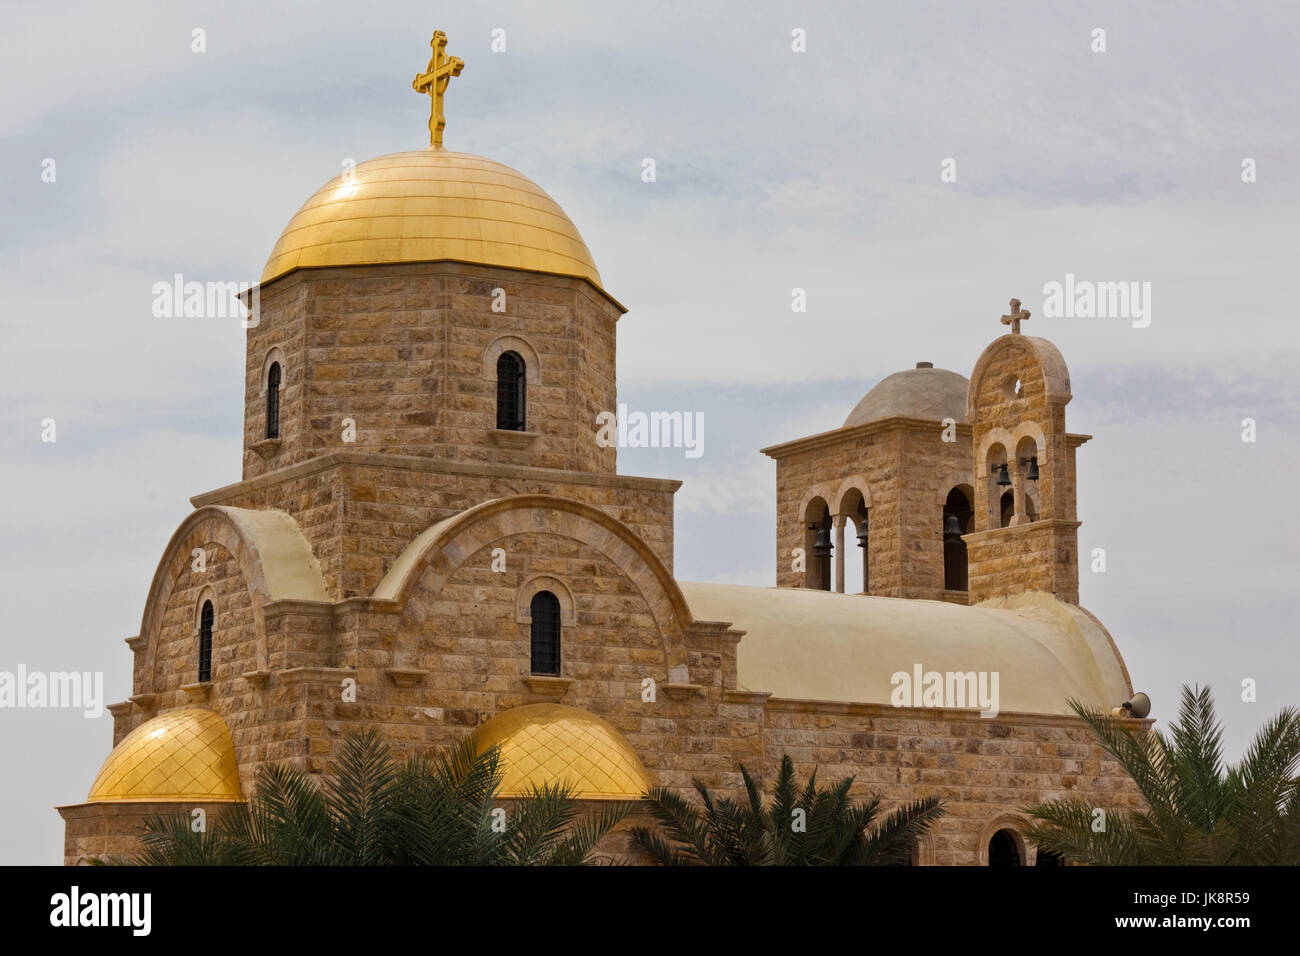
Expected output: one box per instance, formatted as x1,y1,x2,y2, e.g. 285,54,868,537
87,709,244,803
471,703,650,800
261,149,603,291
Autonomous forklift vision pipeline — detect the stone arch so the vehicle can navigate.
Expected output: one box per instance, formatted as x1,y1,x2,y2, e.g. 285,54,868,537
831,476,872,516
967,334,1072,421
515,574,577,626
378,495,693,671
798,491,834,591
976,814,1032,866
138,506,329,693
482,335,541,385
796,484,835,529
259,345,287,394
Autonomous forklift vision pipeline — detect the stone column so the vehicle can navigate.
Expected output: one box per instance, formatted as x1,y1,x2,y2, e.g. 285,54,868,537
833,515,846,593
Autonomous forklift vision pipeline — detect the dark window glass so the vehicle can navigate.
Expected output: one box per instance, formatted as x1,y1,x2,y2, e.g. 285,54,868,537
988,829,1021,866
496,351,526,431
529,590,561,675
198,601,214,683
266,362,281,439
1036,849,1065,867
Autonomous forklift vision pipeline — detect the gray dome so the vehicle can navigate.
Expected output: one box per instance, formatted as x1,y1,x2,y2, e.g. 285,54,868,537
844,363,970,427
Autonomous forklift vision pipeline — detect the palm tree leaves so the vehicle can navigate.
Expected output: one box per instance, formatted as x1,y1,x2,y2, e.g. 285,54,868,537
631,754,945,866
1025,684,1300,865
120,731,628,866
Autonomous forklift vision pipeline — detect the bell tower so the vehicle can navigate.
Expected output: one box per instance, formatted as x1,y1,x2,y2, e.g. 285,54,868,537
962,300,1088,604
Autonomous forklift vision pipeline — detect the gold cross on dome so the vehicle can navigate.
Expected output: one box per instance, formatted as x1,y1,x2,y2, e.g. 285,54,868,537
1001,298,1031,334
413,31,464,148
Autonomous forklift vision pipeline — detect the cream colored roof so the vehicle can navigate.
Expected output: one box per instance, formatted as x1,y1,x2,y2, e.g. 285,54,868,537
844,365,970,427
213,506,330,603
679,583,1131,716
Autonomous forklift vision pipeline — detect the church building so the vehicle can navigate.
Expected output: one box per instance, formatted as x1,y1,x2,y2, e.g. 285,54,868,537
58,32,1146,865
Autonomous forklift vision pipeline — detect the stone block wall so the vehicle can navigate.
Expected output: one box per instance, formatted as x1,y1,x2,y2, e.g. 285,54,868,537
196,452,679,600
758,699,1144,866
766,420,972,598
242,263,622,481
965,519,1081,605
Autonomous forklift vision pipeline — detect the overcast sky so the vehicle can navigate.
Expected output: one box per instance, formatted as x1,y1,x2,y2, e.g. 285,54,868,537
2,1,1298,864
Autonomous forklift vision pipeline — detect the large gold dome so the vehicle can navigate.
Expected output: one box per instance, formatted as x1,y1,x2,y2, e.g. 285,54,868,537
470,704,650,800
261,148,603,290
87,708,244,803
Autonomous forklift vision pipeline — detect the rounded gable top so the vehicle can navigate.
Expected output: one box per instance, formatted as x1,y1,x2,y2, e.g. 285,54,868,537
844,364,970,427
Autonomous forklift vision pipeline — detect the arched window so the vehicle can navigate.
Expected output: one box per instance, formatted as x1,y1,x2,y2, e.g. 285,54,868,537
496,351,526,431
999,490,1015,529
943,486,973,591
198,600,214,683
266,362,281,439
529,590,561,675
988,829,1022,866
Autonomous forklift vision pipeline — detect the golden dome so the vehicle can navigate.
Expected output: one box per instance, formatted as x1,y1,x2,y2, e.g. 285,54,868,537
261,149,603,291
470,703,651,800
87,709,244,803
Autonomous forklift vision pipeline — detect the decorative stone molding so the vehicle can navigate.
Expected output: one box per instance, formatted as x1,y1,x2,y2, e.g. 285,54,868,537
482,334,541,384
662,682,704,700
193,586,218,634
489,429,539,449
129,693,157,710
278,667,356,686
516,575,577,626
259,345,287,393
385,667,428,688
243,669,271,689
523,675,574,697
124,635,146,653
180,681,212,703
975,814,1032,866
249,437,282,459
106,700,133,719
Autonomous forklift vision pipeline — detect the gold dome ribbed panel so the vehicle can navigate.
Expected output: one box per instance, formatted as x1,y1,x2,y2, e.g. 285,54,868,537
261,149,603,289
471,704,650,800
87,709,244,803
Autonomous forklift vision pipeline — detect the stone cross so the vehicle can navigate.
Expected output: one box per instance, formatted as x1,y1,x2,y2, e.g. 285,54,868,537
413,31,464,148
1001,298,1030,335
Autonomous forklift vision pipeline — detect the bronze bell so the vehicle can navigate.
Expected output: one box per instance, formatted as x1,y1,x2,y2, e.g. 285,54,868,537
944,513,962,537
856,521,869,549
813,526,833,559
994,462,1012,487
1025,456,1040,481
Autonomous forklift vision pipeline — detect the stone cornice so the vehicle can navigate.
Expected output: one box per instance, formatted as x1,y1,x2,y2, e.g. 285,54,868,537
762,696,1153,727
191,450,681,507
962,518,1081,544
760,416,972,459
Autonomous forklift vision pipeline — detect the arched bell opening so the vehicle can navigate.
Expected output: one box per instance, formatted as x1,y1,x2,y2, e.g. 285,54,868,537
803,497,832,591
942,485,973,591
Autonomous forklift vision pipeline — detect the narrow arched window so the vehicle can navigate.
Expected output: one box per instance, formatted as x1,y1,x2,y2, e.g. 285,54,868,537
266,361,281,439
529,590,561,675
496,351,526,431
198,600,214,683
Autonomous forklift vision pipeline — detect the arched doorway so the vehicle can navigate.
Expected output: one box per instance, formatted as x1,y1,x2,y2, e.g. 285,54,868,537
988,828,1022,866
